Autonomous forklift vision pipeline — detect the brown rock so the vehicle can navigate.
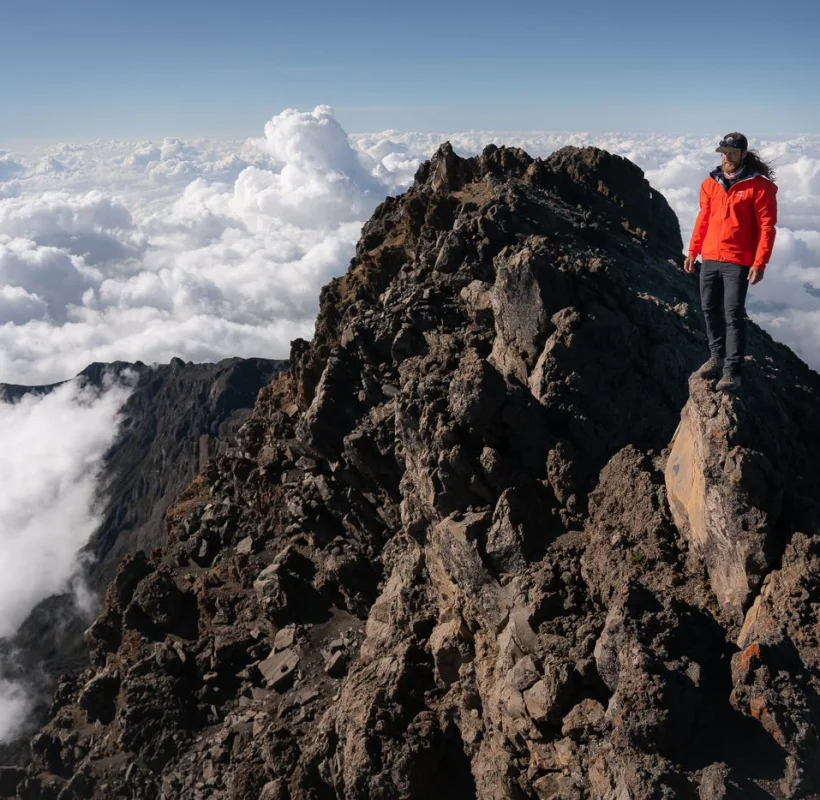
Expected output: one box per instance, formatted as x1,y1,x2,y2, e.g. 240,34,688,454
523,680,550,723
273,627,296,652
258,648,299,691
561,698,606,740
258,779,287,800
665,378,782,618
236,536,255,555
324,651,349,679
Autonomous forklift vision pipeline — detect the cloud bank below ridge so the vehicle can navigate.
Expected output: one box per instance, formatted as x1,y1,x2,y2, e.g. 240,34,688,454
0,377,130,741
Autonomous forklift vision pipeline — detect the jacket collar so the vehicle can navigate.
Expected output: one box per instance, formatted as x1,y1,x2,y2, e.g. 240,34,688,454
710,163,759,191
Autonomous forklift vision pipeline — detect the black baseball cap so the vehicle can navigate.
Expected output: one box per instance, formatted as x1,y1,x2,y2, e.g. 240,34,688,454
716,132,748,153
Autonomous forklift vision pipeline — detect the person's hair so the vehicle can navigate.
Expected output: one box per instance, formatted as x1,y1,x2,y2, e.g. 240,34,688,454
744,149,776,182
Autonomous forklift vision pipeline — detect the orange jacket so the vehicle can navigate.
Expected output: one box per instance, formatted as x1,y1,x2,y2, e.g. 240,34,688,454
688,169,778,270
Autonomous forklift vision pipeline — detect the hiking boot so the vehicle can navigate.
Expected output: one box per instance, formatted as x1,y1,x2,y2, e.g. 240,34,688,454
695,358,724,379
717,374,741,393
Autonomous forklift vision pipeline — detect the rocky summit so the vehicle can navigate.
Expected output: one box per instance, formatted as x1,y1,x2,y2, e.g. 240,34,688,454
6,143,820,800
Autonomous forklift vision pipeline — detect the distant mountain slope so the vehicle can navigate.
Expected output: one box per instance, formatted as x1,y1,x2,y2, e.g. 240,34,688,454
0,356,285,766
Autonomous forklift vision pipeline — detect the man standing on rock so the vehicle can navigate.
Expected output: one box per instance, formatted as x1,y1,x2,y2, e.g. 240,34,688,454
683,133,777,392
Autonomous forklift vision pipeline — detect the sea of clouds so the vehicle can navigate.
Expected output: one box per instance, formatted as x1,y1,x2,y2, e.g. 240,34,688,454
1,106,819,741
2,107,820,385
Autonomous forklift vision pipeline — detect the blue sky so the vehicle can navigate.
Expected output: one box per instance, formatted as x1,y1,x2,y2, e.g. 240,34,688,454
2,0,819,141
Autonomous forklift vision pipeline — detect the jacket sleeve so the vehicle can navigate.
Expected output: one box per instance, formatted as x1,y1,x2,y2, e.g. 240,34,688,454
752,181,778,270
688,181,711,258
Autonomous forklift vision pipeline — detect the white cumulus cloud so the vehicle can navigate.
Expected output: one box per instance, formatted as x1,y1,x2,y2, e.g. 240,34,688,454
0,379,130,637
0,154,26,183
0,107,393,384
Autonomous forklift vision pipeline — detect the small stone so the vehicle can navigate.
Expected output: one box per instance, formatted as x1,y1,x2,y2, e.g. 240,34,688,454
554,737,577,768
509,609,539,654
561,698,606,740
172,642,188,664
699,763,738,800
510,654,540,691
211,744,229,764
325,651,349,678
235,537,255,555
574,657,597,686
327,637,345,653
281,469,305,485
293,688,319,706
523,680,549,723
274,627,296,652
525,662,574,725
259,780,286,800
195,537,213,564
532,774,562,799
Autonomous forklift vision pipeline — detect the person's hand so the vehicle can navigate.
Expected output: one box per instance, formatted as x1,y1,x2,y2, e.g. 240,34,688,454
748,267,764,285
683,256,697,273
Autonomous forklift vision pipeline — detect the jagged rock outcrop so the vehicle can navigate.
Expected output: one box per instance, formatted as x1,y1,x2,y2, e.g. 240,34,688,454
665,371,817,620
0,357,284,764
7,143,820,800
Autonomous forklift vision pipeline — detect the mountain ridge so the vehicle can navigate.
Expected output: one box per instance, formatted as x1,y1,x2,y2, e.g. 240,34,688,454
5,142,820,799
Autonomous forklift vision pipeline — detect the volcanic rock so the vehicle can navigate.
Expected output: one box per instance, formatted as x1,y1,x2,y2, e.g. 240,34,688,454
260,648,300,691
6,142,820,799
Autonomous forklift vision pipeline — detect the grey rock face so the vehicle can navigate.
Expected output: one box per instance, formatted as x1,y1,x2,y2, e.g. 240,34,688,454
7,143,820,800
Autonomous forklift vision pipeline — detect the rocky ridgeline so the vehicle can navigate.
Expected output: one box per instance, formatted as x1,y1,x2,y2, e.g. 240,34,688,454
5,144,820,799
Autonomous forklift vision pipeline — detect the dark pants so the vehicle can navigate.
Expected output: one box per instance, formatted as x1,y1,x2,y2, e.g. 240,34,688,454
699,260,750,375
